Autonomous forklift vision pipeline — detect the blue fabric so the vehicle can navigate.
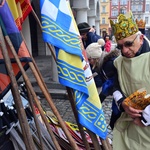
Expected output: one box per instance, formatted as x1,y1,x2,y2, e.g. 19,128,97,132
40,0,107,139
84,32,101,48
102,77,114,96
40,0,82,57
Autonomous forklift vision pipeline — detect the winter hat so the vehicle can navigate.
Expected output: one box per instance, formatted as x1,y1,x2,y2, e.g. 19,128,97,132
86,42,103,59
97,38,105,46
78,22,91,34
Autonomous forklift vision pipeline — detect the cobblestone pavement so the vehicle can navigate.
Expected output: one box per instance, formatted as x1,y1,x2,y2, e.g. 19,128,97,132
40,96,113,140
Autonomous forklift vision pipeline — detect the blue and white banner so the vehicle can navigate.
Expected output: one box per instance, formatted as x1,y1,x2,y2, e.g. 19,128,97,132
40,0,107,139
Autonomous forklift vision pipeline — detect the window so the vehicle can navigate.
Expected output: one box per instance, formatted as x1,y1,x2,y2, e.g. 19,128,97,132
112,0,118,5
102,6,106,13
145,17,149,24
102,0,106,2
120,0,127,5
121,9,127,14
102,18,105,24
146,4,150,12
131,5,136,11
138,5,142,11
111,10,118,17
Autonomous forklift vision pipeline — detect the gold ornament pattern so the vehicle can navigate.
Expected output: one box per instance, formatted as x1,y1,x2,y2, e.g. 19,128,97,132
110,11,139,41
124,88,150,110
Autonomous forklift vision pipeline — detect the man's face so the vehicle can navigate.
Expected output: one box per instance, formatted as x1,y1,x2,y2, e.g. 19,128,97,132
81,32,87,41
117,33,144,58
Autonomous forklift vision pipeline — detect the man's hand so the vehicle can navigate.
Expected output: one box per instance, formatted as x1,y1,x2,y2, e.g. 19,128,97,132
122,101,146,127
89,27,95,33
122,101,142,119
133,118,145,127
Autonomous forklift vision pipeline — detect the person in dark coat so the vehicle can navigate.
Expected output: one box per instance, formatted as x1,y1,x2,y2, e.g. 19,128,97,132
78,22,102,48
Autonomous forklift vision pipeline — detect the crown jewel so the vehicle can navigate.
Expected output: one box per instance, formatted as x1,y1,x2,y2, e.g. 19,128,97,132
110,11,138,41
136,19,146,29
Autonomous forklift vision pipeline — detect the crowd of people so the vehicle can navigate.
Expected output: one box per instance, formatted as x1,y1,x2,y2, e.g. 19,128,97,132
78,10,150,150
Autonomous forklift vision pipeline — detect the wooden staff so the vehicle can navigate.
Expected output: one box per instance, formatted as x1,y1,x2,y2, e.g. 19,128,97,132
0,27,36,150
20,31,80,149
66,87,91,150
5,32,79,150
101,138,112,150
26,85,45,150
29,62,79,150
86,128,102,150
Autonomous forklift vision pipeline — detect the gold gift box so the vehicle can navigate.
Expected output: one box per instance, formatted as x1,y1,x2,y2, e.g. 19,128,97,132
124,88,150,110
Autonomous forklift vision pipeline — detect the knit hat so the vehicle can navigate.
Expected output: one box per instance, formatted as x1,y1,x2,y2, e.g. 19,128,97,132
86,42,103,59
78,22,91,34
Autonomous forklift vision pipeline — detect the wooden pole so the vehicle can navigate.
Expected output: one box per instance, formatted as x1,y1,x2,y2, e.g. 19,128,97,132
20,32,80,149
4,35,62,150
66,87,91,150
0,27,36,150
26,85,45,150
86,128,102,150
31,10,56,62
101,138,112,150
5,33,79,150
29,62,79,150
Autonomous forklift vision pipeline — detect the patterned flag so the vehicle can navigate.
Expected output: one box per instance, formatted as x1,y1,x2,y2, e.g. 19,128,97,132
0,1,32,99
40,0,107,139
7,0,32,30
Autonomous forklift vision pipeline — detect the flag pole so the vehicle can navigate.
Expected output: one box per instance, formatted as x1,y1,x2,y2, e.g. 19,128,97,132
4,35,62,150
66,87,92,150
25,85,45,150
0,26,36,150
31,9,57,62
28,62,79,150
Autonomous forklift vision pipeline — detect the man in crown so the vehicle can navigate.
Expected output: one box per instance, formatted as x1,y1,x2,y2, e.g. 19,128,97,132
110,11,150,150
136,18,146,35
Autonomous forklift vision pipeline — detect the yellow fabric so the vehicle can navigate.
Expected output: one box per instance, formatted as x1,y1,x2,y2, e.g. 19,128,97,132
58,49,101,108
113,53,150,150
7,0,22,30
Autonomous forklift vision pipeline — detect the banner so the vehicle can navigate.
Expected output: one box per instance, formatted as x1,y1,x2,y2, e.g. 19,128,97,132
0,1,31,99
7,0,32,30
40,0,107,139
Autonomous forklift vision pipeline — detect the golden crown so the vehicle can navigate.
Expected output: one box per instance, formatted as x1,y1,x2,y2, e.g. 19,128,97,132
110,11,139,41
136,19,146,29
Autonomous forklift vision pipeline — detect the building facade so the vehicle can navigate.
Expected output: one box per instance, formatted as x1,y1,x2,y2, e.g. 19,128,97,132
99,0,110,38
144,0,150,39
109,0,150,39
